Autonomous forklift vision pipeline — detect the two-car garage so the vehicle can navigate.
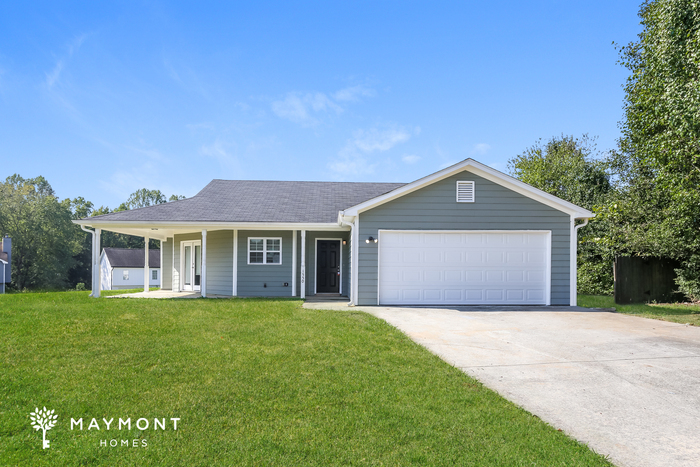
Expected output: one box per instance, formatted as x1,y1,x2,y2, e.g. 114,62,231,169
378,231,551,305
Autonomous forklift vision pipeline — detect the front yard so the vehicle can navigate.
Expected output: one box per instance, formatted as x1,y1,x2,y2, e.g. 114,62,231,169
0,292,611,466
579,294,700,326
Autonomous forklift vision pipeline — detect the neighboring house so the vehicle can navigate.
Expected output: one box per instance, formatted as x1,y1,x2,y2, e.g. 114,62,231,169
100,247,161,290
1,236,10,294
75,159,593,305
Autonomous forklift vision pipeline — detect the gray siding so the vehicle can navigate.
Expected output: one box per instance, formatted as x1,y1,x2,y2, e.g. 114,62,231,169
207,230,233,296
357,171,571,305
162,238,173,290
294,231,350,297
237,230,295,297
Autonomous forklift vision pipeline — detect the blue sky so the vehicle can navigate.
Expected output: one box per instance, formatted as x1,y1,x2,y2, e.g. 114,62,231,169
0,1,642,209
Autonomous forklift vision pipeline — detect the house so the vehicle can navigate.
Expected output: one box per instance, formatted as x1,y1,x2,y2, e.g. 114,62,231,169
74,159,593,305
100,247,161,290
1,236,10,294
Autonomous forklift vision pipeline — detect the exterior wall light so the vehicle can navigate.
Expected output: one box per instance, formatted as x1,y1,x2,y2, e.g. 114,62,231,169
366,236,378,244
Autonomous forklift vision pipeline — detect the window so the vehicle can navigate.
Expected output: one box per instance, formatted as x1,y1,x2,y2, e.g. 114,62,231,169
123,270,129,281
248,237,282,264
456,181,475,203
152,270,158,280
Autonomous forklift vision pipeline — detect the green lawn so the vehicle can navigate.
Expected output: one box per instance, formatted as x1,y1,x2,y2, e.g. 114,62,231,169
579,294,700,326
1,292,612,466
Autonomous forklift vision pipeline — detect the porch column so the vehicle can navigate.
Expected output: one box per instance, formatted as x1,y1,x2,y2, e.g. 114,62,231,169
300,230,306,299
94,228,101,298
159,240,163,289
292,230,297,297
144,236,149,293
232,230,238,296
201,229,207,298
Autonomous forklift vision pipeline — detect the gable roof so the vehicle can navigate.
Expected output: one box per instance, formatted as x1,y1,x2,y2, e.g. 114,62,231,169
340,158,595,219
85,180,405,224
102,248,161,268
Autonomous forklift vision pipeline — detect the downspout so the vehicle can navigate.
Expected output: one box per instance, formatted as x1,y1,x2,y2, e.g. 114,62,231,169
570,218,590,306
80,225,96,297
339,212,356,306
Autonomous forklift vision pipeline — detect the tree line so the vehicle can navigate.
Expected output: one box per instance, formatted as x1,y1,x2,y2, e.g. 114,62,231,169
0,181,184,291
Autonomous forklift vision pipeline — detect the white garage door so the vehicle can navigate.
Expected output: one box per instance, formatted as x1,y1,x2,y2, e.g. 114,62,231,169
378,231,550,305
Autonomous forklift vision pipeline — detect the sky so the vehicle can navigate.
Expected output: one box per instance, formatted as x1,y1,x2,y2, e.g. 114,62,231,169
0,1,643,209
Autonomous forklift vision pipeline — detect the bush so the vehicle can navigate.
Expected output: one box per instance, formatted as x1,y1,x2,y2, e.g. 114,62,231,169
75,282,86,291
578,257,613,296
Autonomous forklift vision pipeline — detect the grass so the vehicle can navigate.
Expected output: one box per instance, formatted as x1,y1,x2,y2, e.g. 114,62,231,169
579,294,700,326
0,292,612,466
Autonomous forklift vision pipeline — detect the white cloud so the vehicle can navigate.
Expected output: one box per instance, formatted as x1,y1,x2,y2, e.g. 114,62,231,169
333,85,375,102
472,143,491,155
199,139,236,165
353,127,412,153
45,60,64,88
402,154,420,164
271,92,342,125
328,144,377,176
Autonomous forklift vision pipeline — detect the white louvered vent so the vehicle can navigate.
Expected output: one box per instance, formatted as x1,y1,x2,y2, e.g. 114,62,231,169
456,181,475,203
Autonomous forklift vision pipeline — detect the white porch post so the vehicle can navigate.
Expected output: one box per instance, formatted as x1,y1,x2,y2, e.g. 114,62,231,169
159,240,163,289
292,230,297,297
201,229,207,298
144,236,149,293
232,230,238,296
300,230,306,299
94,228,101,298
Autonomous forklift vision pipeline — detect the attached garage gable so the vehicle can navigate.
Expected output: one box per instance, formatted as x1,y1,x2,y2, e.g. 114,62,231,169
355,169,572,306
379,230,550,305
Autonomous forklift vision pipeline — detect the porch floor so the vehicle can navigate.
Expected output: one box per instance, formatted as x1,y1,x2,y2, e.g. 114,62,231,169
106,290,228,299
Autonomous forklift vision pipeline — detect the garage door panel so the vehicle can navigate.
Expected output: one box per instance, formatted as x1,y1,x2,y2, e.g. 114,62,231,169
379,231,549,305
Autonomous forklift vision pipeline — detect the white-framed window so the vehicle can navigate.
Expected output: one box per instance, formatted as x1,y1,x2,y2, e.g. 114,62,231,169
152,270,158,280
123,270,129,281
248,238,282,265
456,181,475,203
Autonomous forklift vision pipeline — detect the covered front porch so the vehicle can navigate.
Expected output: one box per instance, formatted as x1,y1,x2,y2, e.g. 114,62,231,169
81,223,352,302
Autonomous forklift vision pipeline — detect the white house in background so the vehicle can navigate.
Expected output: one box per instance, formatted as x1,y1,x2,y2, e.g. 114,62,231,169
100,247,161,290
1,236,11,294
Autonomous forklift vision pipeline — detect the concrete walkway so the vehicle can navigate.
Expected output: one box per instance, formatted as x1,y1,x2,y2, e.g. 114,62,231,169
304,303,700,467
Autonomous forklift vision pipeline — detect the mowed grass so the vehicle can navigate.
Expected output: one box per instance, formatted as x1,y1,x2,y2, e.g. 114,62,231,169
1,292,612,466
579,294,700,326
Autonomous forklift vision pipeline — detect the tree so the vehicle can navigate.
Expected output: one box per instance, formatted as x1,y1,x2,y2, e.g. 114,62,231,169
0,175,80,290
605,0,700,300
509,135,615,294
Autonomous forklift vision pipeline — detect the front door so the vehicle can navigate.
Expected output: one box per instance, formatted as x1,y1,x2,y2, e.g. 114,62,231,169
181,241,202,292
316,240,340,293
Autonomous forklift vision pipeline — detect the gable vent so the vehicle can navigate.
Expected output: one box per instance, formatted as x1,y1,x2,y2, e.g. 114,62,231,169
456,181,475,203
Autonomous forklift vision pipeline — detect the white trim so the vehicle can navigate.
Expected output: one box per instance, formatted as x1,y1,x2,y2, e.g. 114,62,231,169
292,230,297,297
246,237,283,265
570,218,589,306
313,238,343,295
232,230,238,296
456,180,475,203
300,230,306,299
179,240,202,292
352,216,360,304
159,240,163,289
144,235,149,293
341,158,594,219
377,229,552,306
201,229,207,298
171,238,175,291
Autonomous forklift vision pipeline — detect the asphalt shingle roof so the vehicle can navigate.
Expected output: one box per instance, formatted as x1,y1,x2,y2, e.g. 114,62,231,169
88,180,406,224
103,248,161,268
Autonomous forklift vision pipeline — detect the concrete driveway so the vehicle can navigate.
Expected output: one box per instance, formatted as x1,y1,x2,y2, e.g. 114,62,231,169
306,302,700,467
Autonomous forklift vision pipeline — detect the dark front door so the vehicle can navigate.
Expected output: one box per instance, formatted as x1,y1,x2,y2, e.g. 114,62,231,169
316,240,341,293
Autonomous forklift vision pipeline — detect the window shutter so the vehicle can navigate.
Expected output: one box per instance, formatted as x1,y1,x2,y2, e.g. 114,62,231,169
456,181,475,203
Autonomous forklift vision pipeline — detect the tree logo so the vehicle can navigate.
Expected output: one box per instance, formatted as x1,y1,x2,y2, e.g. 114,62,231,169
29,407,58,449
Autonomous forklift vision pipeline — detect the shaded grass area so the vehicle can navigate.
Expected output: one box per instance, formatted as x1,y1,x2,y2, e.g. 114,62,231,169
1,292,612,466
579,294,700,326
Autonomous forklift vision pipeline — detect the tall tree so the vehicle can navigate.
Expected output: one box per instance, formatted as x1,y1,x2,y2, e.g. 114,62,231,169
509,135,615,294
0,175,80,290
605,0,700,299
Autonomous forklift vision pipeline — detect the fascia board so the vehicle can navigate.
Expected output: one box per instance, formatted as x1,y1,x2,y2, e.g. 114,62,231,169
342,158,595,219
72,220,348,232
